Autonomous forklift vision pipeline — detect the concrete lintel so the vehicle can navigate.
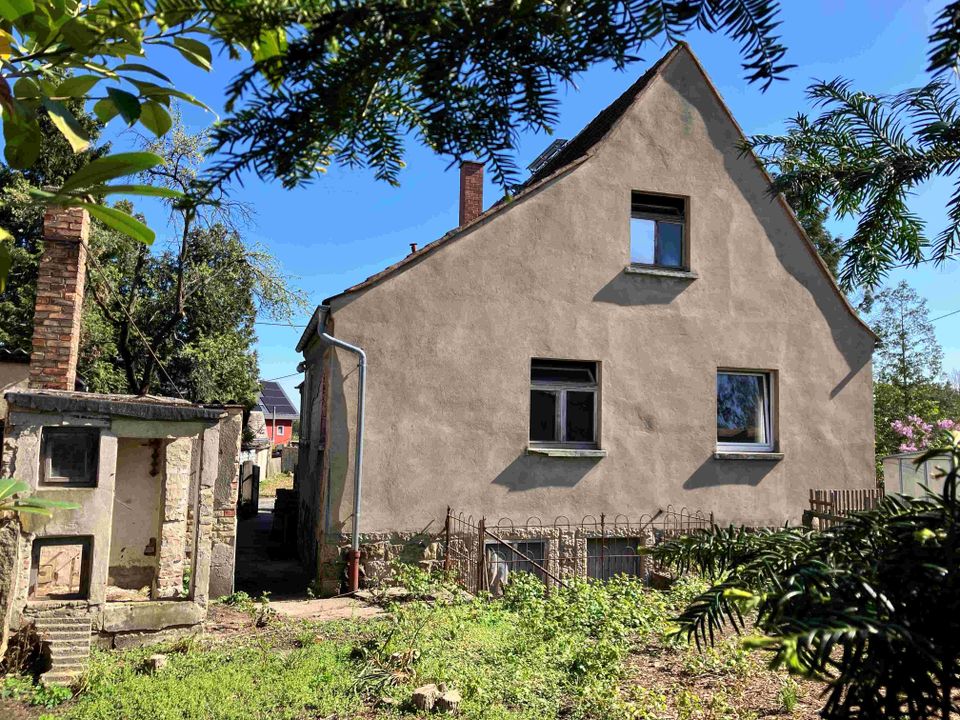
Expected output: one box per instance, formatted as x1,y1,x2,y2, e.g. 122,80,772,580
100,601,204,633
7,411,111,429
6,391,225,423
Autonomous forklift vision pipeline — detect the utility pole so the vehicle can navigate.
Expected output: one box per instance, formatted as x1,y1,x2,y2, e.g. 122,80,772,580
270,405,277,457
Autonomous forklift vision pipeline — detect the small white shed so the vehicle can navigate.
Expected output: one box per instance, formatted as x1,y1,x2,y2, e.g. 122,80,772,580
882,452,951,497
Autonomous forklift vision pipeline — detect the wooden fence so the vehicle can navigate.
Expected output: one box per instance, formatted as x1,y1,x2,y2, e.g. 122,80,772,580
805,488,884,529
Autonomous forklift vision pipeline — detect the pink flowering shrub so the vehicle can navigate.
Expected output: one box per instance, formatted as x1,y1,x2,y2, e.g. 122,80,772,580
892,415,957,452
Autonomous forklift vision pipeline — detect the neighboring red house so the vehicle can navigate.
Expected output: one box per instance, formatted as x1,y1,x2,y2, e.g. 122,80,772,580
255,381,298,446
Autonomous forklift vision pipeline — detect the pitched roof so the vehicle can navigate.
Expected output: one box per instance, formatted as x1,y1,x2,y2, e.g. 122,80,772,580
0,346,29,364
321,43,875,341
256,380,299,420
519,45,680,190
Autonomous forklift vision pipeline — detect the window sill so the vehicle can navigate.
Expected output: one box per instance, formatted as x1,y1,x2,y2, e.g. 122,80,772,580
526,447,608,459
624,264,698,280
714,451,783,462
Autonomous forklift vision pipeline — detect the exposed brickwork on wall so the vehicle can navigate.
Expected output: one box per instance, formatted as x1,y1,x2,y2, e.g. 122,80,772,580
30,205,89,390
458,161,484,226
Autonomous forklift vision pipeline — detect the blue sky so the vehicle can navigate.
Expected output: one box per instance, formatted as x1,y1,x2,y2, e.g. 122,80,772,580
119,0,960,408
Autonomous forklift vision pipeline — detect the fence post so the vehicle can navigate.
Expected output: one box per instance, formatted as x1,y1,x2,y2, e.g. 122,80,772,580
443,507,451,573
476,516,486,593
599,513,605,582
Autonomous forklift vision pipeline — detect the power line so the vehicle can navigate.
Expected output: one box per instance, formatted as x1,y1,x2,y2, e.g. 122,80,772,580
83,241,186,400
931,307,960,323
264,371,302,382
256,321,307,328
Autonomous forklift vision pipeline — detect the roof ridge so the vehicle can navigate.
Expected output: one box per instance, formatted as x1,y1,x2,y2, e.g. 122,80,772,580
324,45,684,306
318,43,874,342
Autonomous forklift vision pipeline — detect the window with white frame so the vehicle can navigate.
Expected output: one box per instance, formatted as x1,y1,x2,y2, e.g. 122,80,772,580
276,424,284,437
716,371,774,451
529,359,598,447
630,192,686,269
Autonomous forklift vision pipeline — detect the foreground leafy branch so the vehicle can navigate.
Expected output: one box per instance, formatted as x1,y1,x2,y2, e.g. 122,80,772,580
209,0,794,190
652,432,960,719
0,477,78,517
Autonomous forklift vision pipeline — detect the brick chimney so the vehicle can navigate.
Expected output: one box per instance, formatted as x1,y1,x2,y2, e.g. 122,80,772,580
458,161,484,226
29,205,89,391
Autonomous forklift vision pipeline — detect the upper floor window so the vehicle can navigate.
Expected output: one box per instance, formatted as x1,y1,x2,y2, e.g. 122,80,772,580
41,427,99,486
530,359,598,447
716,371,774,452
630,192,686,269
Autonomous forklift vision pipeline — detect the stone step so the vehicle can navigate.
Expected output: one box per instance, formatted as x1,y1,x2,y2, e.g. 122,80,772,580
31,614,93,683
36,623,93,632
50,650,90,660
35,619,92,627
42,635,92,645
48,637,91,646
49,645,91,655
49,660,86,670
41,672,80,686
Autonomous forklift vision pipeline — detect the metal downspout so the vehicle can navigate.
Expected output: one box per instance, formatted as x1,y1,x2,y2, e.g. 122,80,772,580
317,320,367,592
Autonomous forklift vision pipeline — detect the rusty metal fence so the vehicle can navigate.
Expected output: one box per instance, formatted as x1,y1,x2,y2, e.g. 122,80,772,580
442,507,713,594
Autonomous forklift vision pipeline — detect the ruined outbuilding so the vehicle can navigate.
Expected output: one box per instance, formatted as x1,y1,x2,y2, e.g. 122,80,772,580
0,204,243,684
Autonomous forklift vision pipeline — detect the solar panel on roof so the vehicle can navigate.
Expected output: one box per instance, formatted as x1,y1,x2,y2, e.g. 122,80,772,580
256,381,299,417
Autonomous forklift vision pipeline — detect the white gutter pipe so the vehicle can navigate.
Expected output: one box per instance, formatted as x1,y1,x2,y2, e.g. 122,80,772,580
317,319,367,592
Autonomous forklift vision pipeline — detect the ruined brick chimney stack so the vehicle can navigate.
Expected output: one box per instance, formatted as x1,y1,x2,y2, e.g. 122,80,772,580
29,205,89,391
458,161,484,226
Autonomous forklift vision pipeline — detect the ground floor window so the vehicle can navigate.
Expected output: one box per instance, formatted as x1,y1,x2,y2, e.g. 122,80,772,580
30,537,92,600
716,370,774,451
529,359,599,447
586,538,644,580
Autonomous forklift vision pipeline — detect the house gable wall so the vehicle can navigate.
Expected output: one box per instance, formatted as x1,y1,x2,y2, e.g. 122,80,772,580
315,48,875,535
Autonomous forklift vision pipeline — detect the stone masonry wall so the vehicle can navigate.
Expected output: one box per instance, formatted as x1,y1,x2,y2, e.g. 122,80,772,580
316,521,657,596
156,437,191,598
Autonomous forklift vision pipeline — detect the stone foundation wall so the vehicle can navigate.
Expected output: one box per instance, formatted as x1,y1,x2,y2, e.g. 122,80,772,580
316,530,443,595
315,521,656,595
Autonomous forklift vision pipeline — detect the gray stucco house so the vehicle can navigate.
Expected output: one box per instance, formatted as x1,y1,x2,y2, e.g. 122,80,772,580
296,44,877,592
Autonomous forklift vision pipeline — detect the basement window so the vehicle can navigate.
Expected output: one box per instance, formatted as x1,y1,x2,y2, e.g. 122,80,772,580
630,192,686,269
529,359,598,448
40,427,99,487
716,371,774,452
30,537,93,600
485,539,547,584
587,537,644,581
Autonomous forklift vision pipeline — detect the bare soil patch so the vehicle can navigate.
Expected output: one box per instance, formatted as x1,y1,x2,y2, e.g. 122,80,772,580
624,635,824,719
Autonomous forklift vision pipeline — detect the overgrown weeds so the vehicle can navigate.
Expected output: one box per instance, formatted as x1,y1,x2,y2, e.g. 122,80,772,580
1,674,72,707
29,569,813,720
